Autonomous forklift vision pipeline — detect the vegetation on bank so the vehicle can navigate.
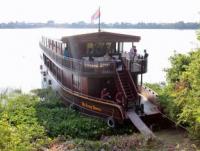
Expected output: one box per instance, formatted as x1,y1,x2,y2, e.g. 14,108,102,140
0,88,199,151
0,90,50,151
0,89,136,151
146,31,200,140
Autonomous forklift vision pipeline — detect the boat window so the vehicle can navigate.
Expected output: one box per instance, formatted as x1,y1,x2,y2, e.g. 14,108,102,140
48,80,52,85
110,42,117,54
118,42,124,53
86,42,117,57
87,42,93,49
57,68,62,82
94,42,108,56
117,42,133,53
63,43,67,52
43,77,46,82
72,75,80,90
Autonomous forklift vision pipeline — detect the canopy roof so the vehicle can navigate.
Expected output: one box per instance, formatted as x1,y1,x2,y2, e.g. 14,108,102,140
61,31,140,43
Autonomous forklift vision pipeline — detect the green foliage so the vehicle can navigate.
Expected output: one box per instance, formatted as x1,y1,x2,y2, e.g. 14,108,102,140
33,89,134,140
175,50,200,138
148,48,200,139
165,53,191,83
144,83,163,94
35,106,107,139
0,88,135,150
144,83,180,121
0,92,50,151
32,89,108,139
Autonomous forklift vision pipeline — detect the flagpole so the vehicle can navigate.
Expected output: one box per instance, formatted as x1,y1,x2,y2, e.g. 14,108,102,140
98,7,101,32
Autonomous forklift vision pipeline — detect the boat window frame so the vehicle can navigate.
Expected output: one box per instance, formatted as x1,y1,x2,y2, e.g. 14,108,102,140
72,74,81,91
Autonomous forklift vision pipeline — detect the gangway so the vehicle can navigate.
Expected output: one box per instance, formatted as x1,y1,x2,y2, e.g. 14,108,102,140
126,110,156,139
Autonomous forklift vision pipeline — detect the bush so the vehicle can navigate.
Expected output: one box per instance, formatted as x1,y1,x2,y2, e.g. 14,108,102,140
0,88,136,150
147,49,200,139
0,92,50,151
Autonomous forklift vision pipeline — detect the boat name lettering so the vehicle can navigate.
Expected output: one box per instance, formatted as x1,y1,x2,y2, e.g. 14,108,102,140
81,102,102,112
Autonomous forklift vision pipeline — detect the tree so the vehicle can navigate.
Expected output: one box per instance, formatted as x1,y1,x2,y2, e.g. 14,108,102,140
161,48,200,139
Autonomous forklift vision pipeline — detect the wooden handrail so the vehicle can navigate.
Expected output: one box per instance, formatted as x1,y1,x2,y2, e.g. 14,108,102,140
40,42,117,74
127,70,139,94
116,71,128,101
140,85,158,97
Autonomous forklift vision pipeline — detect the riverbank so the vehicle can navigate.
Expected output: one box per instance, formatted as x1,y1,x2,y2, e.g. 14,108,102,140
47,129,199,151
0,88,199,151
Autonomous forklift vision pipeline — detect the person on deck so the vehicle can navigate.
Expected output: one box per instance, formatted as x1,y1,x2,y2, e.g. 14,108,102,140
104,51,112,61
144,49,149,58
101,88,111,100
129,45,137,60
64,46,69,57
88,48,94,61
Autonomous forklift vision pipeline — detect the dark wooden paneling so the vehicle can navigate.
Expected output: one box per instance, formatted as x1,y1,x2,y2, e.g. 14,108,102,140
62,70,72,89
87,77,117,99
81,77,88,95
88,78,101,97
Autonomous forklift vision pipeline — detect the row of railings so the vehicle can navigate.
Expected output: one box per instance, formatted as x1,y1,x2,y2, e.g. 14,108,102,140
40,37,147,74
41,36,66,55
40,40,116,74
122,53,148,73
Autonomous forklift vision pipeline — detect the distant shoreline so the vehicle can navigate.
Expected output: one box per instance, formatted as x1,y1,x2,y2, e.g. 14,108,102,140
0,21,199,30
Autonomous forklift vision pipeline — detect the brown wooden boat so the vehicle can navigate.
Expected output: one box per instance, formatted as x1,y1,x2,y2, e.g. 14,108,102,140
39,31,161,138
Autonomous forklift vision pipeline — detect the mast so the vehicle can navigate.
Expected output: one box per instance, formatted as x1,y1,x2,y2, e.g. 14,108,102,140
91,6,101,32
98,7,101,32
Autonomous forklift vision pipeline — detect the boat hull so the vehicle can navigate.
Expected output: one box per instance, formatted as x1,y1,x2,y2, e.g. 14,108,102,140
42,66,126,124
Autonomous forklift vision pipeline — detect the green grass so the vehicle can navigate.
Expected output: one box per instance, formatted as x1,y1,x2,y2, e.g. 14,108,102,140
0,88,135,150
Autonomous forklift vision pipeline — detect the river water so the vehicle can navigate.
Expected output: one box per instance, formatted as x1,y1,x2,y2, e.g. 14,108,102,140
0,28,199,91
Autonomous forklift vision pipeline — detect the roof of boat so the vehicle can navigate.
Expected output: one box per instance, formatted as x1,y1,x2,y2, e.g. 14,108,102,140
61,31,141,43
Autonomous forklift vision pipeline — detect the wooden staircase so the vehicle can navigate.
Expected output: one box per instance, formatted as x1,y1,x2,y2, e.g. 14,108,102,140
115,60,155,139
116,70,139,109
116,69,156,139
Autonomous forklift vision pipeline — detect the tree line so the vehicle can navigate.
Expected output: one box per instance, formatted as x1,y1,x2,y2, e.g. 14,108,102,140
0,20,199,29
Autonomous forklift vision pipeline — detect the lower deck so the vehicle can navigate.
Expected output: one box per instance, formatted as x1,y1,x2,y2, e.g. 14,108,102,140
41,56,160,117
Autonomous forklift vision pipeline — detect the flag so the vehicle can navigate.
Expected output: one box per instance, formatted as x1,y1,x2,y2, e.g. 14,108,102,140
91,8,100,23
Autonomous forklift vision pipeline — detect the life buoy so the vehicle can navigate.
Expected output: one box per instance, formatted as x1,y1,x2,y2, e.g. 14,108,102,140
106,116,115,128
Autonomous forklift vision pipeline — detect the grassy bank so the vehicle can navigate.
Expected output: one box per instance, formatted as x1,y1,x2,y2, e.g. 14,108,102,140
0,88,199,151
0,88,135,150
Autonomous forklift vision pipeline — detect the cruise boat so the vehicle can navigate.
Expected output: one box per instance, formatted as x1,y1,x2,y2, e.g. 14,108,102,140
39,31,161,138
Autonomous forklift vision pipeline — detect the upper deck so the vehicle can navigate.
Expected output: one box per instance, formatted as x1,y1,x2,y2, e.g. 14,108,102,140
40,32,148,76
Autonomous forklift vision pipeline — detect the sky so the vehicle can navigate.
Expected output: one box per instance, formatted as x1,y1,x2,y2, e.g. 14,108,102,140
0,0,200,23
